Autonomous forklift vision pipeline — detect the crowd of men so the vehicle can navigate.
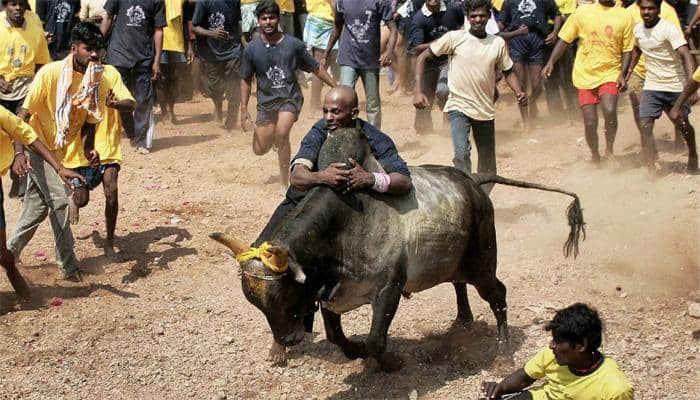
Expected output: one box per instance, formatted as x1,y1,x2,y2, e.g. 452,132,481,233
1,0,699,397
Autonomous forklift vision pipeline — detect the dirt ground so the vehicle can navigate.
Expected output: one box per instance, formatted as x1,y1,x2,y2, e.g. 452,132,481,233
1,78,699,399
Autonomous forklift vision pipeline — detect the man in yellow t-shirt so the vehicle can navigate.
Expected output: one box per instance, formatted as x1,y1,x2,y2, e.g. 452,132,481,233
9,22,110,281
0,0,51,114
0,105,83,298
671,66,700,127
157,0,190,124
276,0,295,35
304,0,338,110
543,0,635,164
68,63,134,259
481,303,634,400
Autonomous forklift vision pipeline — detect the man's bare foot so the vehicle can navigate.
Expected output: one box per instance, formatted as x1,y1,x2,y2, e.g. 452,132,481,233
267,341,287,366
104,245,127,261
58,269,83,283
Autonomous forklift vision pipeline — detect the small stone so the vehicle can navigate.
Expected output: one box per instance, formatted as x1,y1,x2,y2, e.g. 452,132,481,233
688,302,700,318
213,392,226,400
409,389,418,400
223,336,234,345
154,326,165,335
619,292,628,299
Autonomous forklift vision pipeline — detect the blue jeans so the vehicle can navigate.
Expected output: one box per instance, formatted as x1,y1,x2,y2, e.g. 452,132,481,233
117,66,154,148
448,111,497,192
339,66,381,128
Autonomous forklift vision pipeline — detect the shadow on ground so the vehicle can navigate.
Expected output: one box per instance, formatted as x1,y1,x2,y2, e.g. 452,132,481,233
80,227,197,284
0,283,138,316
153,134,219,151
287,321,526,399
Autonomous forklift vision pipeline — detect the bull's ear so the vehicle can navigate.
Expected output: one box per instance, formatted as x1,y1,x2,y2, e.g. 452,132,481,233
208,232,251,256
266,246,289,271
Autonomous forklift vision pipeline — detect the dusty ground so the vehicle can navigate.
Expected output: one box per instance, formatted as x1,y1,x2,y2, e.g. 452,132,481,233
1,80,698,399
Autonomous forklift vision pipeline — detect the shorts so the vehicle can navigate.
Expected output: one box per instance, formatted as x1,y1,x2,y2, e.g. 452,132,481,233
639,89,691,119
160,50,187,64
241,3,260,33
577,82,618,106
303,14,337,50
508,32,546,65
71,163,120,190
0,180,5,230
256,102,301,126
627,72,645,97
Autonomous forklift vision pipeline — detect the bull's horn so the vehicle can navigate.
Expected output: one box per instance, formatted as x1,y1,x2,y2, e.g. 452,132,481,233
208,232,251,255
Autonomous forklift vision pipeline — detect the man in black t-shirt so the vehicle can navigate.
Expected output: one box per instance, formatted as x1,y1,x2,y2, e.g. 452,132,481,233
407,0,464,133
100,0,166,154
192,0,242,130
37,0,80,60
239,1,335,188
498,0,561,130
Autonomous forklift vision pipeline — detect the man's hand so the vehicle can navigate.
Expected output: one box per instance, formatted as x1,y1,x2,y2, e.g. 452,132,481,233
186,46,195,64
616,73,627,92
57,167,86,187
317,162,350,187
240,107,253,132
515,25,529,37
413,91,430,109
106,90,118,109
151,62,161,81
0,76,12,94
480,381,505,399
542,63,554,80
87,150,100,168
11,153,31,177
379,51,393,67
343,158,374,193
515,91,528,107
210,27,229,41
45,32,54,44
545,31,558,45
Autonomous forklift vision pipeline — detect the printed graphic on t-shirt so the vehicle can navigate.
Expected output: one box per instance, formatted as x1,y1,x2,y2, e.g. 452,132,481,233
55,1,72,23
126,5,146,27
517,0,537,18
430,25,449,38
348,10,372,44
208,11,225,29
266,65,286,88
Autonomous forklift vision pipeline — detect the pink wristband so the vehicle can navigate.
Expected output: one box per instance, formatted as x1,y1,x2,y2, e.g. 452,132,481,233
372,173,391,193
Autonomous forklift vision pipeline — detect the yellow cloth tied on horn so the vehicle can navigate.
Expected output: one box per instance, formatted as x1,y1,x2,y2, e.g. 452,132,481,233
235,242,288,274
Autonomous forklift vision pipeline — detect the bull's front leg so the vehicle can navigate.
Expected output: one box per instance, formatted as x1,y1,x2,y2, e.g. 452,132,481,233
366,262,407,372
321,308,367,359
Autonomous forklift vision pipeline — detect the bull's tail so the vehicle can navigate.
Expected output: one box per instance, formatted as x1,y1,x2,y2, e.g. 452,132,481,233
470,173,586,258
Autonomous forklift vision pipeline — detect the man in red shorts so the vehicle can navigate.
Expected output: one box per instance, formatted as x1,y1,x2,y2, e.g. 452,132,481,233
543,0,634,164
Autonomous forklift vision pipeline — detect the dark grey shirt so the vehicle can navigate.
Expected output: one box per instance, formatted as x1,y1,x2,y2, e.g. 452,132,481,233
336,0,394,70
191,0,242,62
104,0,166,68
240,34,319,111
37,0,79,60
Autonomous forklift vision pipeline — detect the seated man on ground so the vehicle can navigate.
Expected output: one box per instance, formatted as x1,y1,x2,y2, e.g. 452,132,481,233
257,84,413,364
481,303,633,400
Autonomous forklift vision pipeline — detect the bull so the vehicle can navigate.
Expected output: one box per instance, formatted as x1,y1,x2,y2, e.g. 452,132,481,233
210,127,585,372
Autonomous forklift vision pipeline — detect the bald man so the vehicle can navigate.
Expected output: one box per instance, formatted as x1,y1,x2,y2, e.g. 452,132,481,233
256,85,412,365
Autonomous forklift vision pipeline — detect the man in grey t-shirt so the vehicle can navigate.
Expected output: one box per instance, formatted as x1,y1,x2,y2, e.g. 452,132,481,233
324,0,396,129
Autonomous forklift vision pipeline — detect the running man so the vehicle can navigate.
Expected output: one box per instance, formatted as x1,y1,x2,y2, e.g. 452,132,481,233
543,0,634,164
240,1,336,187
630,0,698,173
414,0,527,194
498,0,561,130
324,0,397,129
481,303,633,400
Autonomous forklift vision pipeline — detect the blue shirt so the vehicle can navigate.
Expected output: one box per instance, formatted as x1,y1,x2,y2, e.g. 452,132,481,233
293,119,411,177
408,3,464,67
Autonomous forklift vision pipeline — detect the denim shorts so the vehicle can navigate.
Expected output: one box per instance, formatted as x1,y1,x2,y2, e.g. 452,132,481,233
639,90,690,119
508,32,546,65
71,163,120,190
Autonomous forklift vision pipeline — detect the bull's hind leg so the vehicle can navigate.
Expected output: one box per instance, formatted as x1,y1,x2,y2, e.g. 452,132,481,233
321,308,367,359
453,282,474,327
473,276,508,342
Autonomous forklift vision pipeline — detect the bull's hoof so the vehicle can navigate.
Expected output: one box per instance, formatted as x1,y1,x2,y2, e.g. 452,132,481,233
340,340,367,360
267,342,288,367
377,352,404,373
452,315,474,329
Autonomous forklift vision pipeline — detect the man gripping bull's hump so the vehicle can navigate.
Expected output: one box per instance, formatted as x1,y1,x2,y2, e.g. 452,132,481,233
257,85,414,241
